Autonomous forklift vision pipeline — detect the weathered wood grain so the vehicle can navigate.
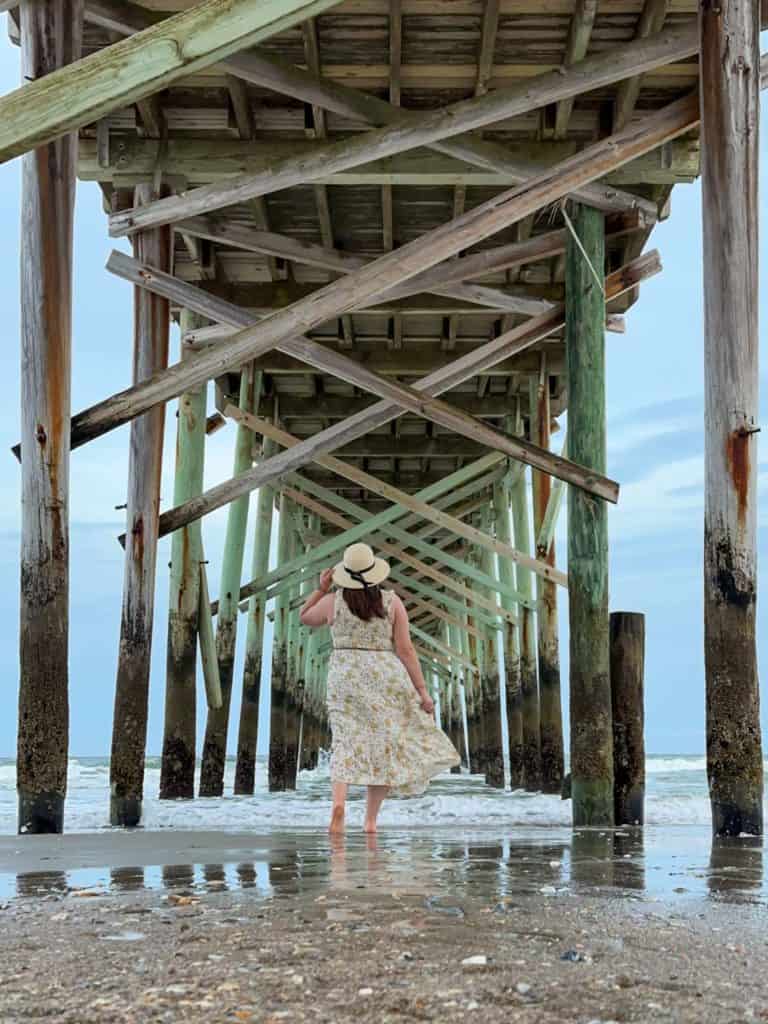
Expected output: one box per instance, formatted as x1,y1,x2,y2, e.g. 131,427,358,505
701,0,763,837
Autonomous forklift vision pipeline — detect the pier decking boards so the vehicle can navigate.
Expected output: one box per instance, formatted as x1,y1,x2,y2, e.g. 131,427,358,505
6,0,764,835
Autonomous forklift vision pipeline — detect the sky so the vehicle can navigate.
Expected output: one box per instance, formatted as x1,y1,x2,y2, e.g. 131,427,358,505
1,33,767,759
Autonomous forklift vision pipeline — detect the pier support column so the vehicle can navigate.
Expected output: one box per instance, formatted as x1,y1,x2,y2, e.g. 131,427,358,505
478,508,505,788
701,0,763,836
17,0,83,835
199,366,261,796
160,312,207,800
566,201,613,827
610,612,645,826
493,473,524,790
110,182,171,827
234,436,277,795
268,494,293,791
530,371,564,794
510,413,541,791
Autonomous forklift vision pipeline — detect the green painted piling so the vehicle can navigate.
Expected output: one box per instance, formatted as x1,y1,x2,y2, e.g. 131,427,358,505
199,366,261,796
530,376,565,795
566,202,613,827
509,424,541,791
268,494,293,791
160,311,207,800
234,435,277,795
493,476,524,790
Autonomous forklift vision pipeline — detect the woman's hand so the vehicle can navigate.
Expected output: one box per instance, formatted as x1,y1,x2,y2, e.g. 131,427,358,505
319,567,334,593
420,694,435,715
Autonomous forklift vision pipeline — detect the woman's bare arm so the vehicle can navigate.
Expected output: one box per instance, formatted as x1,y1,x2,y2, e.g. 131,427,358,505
391,595,434,713
299,569,335,627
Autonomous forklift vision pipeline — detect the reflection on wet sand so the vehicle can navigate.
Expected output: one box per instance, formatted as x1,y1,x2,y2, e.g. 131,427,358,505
3,828,766,907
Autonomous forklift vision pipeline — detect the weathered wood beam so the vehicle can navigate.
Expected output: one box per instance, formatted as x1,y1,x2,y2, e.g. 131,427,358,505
226,73,254,141
53,105,667,462
270,395,516,420
0,0,345,164
553,0,598,139
16,0,83,837
109,184,172,828
567,202,613,827
176,215,552,318
238,407,566,587
613,0,670,133
69,0,651,219
475,0,501,96
111,258,619,518
108,24,700,236
159,314,207,801
701,0,763,837
530,368,564,795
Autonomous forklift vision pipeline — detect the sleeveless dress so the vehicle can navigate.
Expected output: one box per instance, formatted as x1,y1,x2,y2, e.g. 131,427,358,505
326,590,460,796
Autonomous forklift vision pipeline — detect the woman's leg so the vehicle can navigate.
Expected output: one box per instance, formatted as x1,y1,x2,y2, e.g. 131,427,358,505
329,781,348,833
364,785,389,833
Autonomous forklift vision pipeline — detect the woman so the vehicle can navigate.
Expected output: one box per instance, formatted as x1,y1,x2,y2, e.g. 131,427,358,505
300,542,460,834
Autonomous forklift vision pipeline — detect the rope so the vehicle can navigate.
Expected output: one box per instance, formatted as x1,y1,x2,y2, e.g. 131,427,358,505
560,201,605,298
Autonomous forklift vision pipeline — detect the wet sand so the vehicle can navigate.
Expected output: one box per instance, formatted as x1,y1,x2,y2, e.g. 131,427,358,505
0,826,766,1023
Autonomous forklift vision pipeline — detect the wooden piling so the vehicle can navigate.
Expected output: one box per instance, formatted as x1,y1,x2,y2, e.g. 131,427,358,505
160,312,207,800
109,182,171,827
566,201,613,827
199,366,260,796
268,494,292,791
509,424,541,791
284,529,305,789
17,0,83,835
530,372,564,794
478,508,505,788
234,436,278,795
610,612,645,826
701,0,764,837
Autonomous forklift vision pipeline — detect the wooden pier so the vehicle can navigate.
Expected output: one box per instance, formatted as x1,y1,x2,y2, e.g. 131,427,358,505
5,0,763,836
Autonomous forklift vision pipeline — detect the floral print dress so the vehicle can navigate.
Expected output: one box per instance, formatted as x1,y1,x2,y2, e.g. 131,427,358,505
326,590,460,796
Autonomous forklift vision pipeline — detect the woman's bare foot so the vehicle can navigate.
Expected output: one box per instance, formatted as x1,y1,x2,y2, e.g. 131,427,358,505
328,806,345,834
363,820,377,834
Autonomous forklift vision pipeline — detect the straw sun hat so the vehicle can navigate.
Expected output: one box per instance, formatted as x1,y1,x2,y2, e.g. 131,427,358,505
332,542,390,590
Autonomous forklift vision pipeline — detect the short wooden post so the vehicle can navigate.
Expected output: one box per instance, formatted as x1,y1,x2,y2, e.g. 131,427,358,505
492,474,524,790
199,365,261,796
566,201,613,827
234,436,277,795
268,494,292,791
159,312,207,800
17,0,83,835
530,372,565,794
478,507,505,788
701,0,764,836
610,612,645,826
509,419,541,791
110,182,171,827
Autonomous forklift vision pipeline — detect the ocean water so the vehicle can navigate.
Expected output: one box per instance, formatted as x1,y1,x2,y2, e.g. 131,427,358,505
2,755,764,835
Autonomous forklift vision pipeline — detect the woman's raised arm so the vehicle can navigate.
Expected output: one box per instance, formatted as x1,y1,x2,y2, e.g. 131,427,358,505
299,569,335,628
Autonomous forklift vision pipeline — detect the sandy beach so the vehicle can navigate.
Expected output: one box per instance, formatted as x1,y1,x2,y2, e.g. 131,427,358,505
1,825,766,1023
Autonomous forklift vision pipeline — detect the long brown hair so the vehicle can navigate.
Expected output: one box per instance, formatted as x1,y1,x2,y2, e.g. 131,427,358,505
342,585,386,622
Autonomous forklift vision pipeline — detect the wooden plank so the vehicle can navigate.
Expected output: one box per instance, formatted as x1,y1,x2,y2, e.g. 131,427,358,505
0,0,346,163
226,73,254,140
566,202,613,827
16,0,82,837
492,477,523,788
64,95,679,458
701,0,763,837
73,0,654,218
536,431,568,557
553,0,598,138
159,313,207,801
108,23,700,235
613,0,670,132
476,0,501,95
109,184,172,828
